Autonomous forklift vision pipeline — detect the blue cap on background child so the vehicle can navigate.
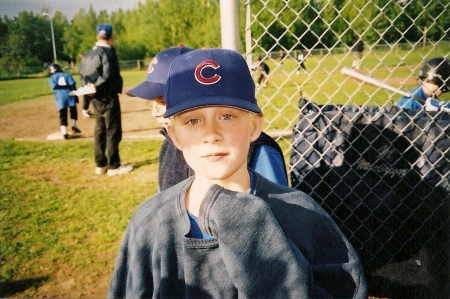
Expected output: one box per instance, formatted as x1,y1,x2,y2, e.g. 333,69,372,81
127,45,193,99
96,24,113,39
164,48,261,118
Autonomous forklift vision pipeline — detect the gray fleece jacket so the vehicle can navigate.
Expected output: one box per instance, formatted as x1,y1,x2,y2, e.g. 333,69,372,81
107,171,367,299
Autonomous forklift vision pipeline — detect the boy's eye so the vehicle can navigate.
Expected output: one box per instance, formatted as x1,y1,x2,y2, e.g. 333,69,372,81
187,119,199,125
220,114,233,120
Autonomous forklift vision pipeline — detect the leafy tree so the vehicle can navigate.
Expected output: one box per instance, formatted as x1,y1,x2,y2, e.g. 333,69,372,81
4,12,49,67
51,11,70,63
119,0,160,59
187,0,221,49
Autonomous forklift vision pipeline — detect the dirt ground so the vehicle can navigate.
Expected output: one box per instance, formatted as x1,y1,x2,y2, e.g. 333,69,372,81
0,93,164,141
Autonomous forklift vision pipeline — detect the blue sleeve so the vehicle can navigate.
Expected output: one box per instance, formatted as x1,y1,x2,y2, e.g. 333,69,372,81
396,86,424,110
66,73,76,86
250,144,288,186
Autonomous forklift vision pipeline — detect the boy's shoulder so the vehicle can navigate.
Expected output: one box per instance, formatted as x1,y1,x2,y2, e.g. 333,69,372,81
254,171,306,198
253,172,350,248
253,171,327,214
84,44,111,57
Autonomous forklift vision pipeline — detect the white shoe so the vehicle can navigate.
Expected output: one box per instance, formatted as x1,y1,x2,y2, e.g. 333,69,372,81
82,109,93,118
95,166,107,175
107,164,133,176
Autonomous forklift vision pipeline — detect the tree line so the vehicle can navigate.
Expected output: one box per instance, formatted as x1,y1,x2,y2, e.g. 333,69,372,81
0,0,448,72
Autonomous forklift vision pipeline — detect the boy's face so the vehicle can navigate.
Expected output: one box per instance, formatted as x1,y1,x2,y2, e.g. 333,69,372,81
149,97,169,128
422,80,443,98
168,106,263,182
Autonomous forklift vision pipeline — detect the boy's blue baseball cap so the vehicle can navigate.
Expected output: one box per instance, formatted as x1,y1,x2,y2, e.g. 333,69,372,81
96,24,113,39
126,46,193,99
164,48,261,118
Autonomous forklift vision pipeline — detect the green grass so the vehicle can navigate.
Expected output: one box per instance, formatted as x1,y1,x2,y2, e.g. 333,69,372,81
0,139,162,297
252,44,450,131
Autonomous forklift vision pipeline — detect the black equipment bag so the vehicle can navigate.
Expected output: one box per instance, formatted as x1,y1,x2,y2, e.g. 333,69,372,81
290,100,449,298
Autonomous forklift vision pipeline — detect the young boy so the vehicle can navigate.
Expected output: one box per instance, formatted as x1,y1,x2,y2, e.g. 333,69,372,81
253,56,270,88
296,49,308,75
108,48,367,298
48,63,81,139
126,46,287,190
397,57,450,112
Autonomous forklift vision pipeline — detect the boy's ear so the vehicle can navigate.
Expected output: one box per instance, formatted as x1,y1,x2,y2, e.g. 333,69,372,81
167,124,183,151
250,114,264,142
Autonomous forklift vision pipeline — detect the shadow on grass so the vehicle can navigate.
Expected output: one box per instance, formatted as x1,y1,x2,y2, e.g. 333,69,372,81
132,157,159,169
0,276,49,297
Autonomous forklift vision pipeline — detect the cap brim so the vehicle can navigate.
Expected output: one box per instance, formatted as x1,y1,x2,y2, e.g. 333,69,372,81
163,96,262,118
126,81,165,99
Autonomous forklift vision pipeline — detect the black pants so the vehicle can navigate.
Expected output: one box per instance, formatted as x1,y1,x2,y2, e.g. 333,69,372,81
59,106,77,126
91,96,122,169
299,62,306,70
82,96,91,111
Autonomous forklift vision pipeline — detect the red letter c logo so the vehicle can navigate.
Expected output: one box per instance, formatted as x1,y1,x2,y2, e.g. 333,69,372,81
195,60,221,85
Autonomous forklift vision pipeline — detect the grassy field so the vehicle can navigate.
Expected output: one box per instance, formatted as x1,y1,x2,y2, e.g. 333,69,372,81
1,46,449,297
0,68,165,296
0,139,164,297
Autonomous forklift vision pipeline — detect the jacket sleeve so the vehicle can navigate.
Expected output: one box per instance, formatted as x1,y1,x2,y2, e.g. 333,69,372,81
260,180,368,298
107,218,154,299
79,50,105,88
198,185,314,298
95,50,110,88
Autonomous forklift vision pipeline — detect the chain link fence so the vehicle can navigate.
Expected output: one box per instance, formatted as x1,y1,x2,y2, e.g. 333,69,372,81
244,0,449,297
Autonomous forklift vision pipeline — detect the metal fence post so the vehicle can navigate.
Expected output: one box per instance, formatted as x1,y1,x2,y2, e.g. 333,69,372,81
219,0,240,52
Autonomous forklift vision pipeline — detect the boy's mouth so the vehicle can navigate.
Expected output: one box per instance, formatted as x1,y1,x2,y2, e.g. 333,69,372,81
203,153,228,162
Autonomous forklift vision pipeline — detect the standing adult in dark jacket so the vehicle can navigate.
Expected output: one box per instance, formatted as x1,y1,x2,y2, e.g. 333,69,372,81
79,24,133,176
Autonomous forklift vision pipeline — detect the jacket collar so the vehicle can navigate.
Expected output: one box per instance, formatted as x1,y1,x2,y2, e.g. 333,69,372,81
95,41,111,48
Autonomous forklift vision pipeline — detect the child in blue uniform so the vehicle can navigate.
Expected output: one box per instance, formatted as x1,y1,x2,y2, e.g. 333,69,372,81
126,46,287,190
108,48,367,299
397,57,450,112
48,63,81,139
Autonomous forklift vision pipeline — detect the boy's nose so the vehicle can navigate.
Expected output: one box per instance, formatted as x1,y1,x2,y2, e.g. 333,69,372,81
202,122,222,144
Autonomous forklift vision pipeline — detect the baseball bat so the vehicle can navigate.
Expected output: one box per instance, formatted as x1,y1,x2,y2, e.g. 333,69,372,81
340,67,424,103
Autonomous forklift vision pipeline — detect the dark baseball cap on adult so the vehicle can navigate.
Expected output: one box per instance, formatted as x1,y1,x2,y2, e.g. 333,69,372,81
164,48,261,118
96,24,113,39
126,46,194,99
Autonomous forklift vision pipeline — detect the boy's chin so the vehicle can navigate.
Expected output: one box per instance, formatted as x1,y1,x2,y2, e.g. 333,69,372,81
194,170,230,182
194,167,246,182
